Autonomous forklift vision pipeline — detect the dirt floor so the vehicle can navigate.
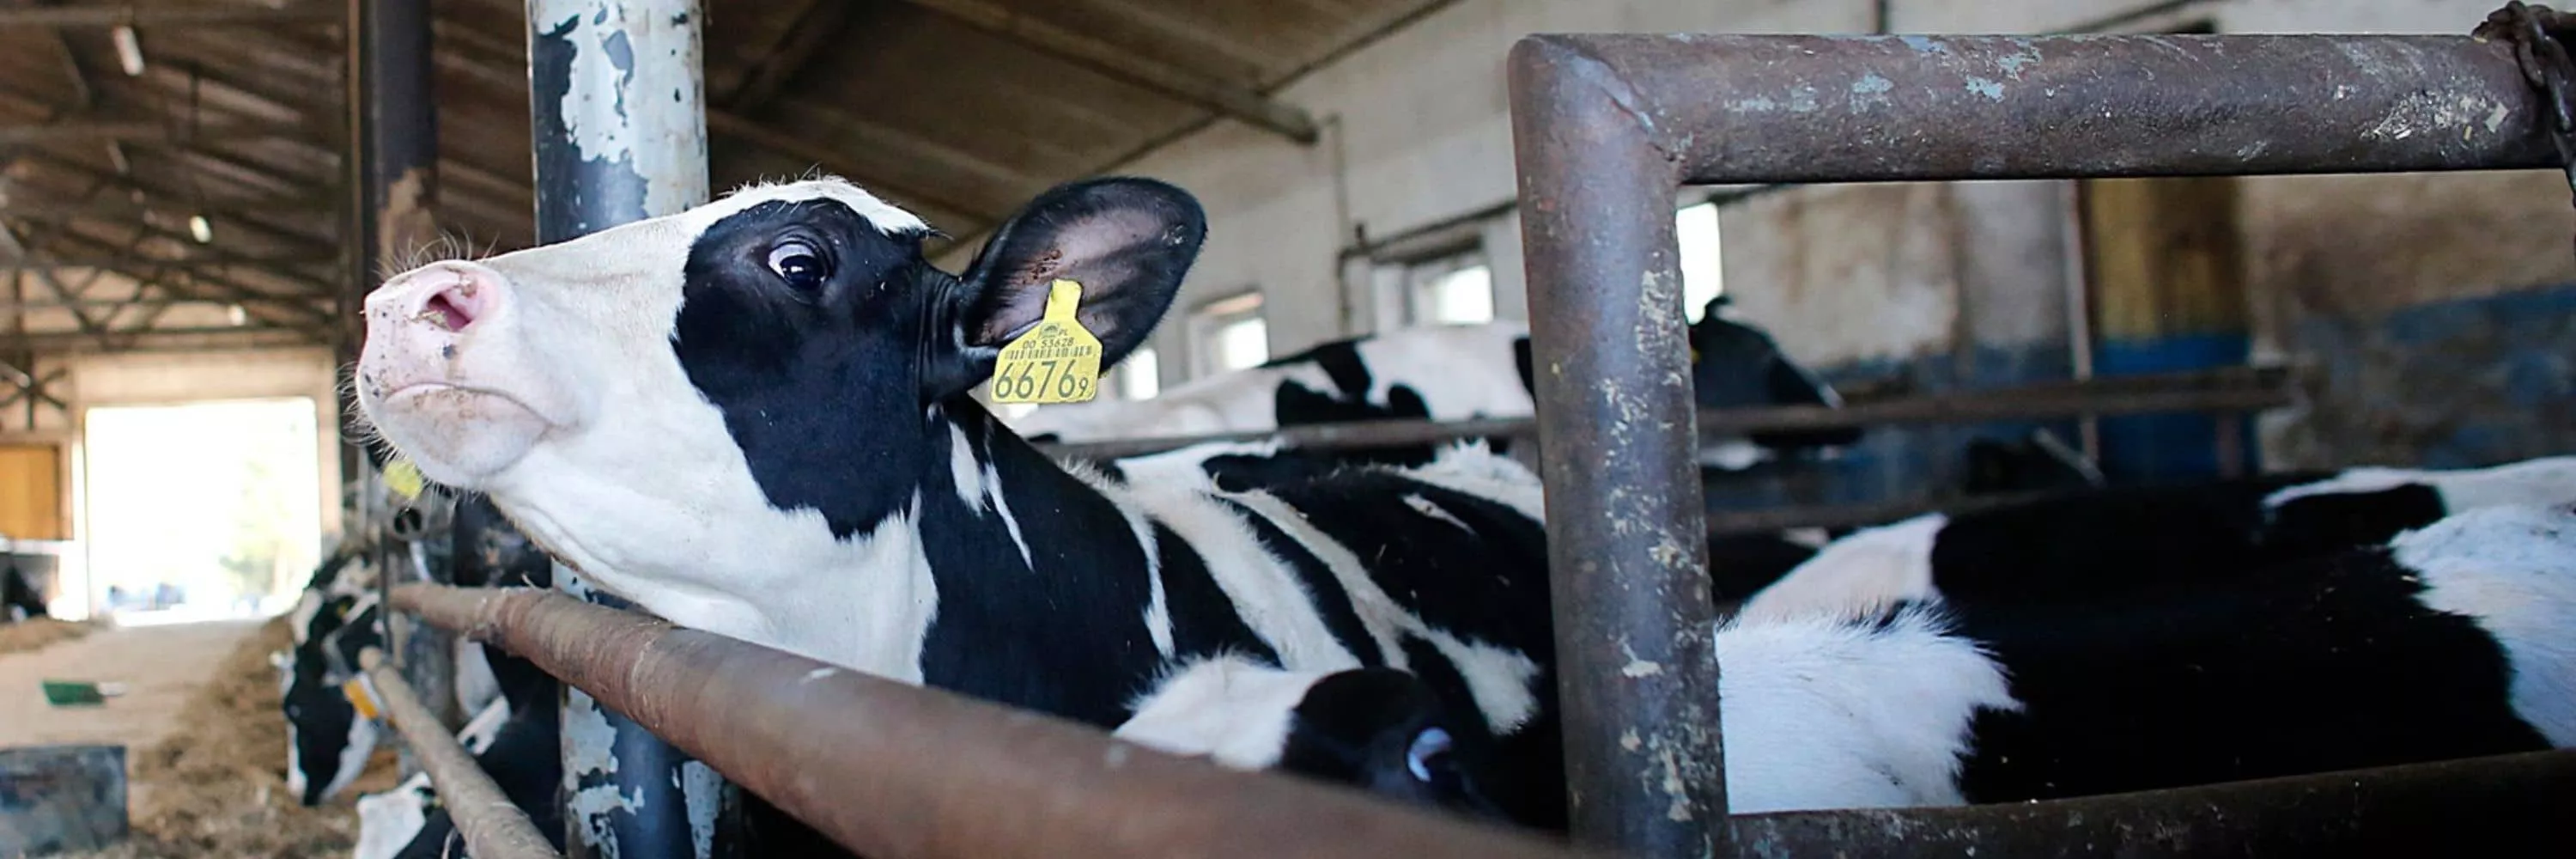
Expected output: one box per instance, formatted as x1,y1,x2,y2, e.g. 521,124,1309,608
0,617,99,656
3,616,403,858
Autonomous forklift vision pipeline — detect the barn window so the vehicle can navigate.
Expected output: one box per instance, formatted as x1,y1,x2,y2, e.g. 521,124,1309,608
1188,291,1269,377
1676,200,1726,322
1115,346,1161,400
1399,250,1496,326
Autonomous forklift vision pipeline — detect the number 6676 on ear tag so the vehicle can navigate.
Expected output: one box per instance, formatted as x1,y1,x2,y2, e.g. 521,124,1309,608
990,279,1104,405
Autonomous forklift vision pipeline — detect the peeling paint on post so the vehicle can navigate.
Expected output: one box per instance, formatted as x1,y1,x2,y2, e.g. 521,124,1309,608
526,1,718,856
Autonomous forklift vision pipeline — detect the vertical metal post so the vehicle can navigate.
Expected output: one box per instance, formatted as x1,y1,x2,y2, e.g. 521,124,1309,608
525,2,719,856
356,0,461,734
1508,39,1726,856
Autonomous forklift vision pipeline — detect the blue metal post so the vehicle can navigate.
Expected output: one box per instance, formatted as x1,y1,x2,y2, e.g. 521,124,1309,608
523,2,725,856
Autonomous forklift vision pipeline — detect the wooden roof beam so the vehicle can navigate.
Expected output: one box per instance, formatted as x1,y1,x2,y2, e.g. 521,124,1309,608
888,0,1320,143
0,4,341,27
0,117,339,144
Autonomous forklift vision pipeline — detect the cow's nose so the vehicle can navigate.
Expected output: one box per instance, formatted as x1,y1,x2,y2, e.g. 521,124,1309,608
374,261,503,334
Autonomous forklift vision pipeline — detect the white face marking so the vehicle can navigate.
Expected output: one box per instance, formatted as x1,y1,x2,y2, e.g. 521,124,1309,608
320,716,380,803
1114,654,1331,770
2390,503,2576,746
455,696,513,756
354,772,434,859
1714,603,2019,813
1741,514,1949,624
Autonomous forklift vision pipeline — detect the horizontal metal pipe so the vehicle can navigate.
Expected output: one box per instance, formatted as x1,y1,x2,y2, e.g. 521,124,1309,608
0,4,342,27
389,584,1597,859
1036,367,2294,460
1731,748,2576,856
1526,33,2559,185
357,648,565,859
1704,489,2059,537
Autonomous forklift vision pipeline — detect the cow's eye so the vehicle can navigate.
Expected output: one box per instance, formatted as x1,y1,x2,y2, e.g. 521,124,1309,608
1406,727,1454,783
766,240,829,291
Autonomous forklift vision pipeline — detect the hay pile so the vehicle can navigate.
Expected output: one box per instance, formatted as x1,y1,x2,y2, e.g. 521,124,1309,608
67,616,404,859
0,617,99,655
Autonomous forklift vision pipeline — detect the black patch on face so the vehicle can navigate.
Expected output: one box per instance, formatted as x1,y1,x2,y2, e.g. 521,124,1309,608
1946,547,2551,802
672,198,941,539
282,655,358,806
1277,666,1506,822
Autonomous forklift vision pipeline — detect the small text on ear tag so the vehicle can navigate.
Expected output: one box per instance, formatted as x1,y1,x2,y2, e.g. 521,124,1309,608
990,279,1103,405
384,458,425,503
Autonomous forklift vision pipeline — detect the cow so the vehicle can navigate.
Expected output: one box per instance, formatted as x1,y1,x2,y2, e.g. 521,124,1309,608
1115,654,1508,822
2,560,46,622
1737,454,2576,622
1011,296,1857,473
351,175,1572,830
276,551,550,806
352,633,563,859
1117,502,2576,815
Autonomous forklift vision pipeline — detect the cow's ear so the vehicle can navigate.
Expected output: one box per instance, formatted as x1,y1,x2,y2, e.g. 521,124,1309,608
924,177,1205,399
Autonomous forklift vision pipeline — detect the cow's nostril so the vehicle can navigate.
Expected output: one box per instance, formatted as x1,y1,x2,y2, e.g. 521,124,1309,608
420,277,487,332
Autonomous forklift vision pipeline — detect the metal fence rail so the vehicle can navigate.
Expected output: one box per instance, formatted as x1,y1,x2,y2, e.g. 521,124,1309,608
386,583,1598,859
358,648,562,859
1035,366,2295,461
1508,27,2571,856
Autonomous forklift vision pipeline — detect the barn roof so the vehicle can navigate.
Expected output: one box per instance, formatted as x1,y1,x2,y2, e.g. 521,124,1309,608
0,0,1448,359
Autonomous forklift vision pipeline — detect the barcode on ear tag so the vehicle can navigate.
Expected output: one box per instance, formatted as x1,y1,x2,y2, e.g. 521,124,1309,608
990,279,1104,405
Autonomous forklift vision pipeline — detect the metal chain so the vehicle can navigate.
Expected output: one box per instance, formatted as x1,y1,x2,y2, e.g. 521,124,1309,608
2482,2,2576,253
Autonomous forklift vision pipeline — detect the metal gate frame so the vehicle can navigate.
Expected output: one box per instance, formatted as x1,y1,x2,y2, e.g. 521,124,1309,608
1509,27,2576,856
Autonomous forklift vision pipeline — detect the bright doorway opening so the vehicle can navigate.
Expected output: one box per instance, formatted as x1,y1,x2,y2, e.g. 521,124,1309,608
82,398,321,624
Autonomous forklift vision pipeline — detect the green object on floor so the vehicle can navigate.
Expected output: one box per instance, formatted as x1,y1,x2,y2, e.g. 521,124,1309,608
39,680,102,707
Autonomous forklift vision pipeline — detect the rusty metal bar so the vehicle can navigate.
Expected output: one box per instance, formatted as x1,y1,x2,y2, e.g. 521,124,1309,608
1603,34,2551,186
358,648,565,859
389,583,1598,859
1036,367,2292,461
1732,748,2576,856
1508,27,2561,856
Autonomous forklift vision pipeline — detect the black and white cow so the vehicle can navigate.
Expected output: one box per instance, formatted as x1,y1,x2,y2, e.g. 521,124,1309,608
352,176,1570,829
1115,654,1509,821
1735,454,2576,620
1120,502,2576,814
276,537,551,806
2,560,46,622
353,634,563,859
1012,296,1856,473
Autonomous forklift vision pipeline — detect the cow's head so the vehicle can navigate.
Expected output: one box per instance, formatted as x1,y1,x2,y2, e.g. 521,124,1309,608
355,176,1203,617
280,592,384,806
1115,657,1506,822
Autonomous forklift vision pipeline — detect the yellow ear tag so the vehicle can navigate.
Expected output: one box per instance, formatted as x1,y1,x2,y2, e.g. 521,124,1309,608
341,676,382,721
384,458,425,503
989,279,1103,405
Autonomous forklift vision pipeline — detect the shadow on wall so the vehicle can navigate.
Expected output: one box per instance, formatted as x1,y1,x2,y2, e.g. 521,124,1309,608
2283,279,2576,470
